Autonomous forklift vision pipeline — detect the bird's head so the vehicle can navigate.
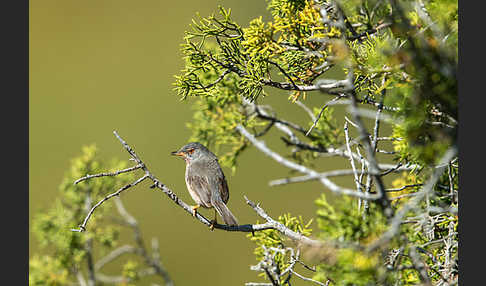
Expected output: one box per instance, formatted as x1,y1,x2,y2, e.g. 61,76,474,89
171,142,216,163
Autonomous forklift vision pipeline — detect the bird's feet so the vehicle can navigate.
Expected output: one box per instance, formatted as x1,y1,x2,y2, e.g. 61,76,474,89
209,209,217,231
191,205,200,217
209,219,217,231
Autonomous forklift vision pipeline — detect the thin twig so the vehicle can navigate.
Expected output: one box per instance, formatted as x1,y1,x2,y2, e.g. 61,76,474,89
202,69,231,89
74,164,143,185
294,100,316,122
95,245,139,271
112,197,175,286
71,131,322,248
347,86,393,219
72,174,149,232
267,60,299,90
385,184,423,192
344,121,362,193
237,124,383,201
366,147,457,252
262,78,351,93
290,270,328,286
269,169,381,187
305,94,346,136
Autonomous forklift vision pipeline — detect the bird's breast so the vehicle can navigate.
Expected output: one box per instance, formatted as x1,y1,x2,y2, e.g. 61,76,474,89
185,165,212,208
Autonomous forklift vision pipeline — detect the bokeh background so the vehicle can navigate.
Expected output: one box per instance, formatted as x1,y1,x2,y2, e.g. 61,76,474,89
30,0,381,285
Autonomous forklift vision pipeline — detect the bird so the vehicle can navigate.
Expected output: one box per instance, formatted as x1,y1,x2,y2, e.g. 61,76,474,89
171,142,238,230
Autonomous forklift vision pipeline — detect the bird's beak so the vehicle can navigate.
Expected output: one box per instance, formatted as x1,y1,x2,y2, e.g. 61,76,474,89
171,151,185,157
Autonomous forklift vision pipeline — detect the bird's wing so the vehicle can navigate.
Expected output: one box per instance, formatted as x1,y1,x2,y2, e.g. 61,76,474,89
203,160,229,203
219,175,229,204
208,176,238,226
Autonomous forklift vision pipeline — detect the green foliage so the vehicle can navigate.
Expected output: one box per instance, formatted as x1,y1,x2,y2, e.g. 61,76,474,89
174,1,345,171
30,256,69,286
341,0,458,167
173,0,458,284
29,0,458,285
313,194,387,285
316,194,387,243
121,260,141,286
313,248,382,286
247,213,312,282
309,107,342,148
30,145,136,285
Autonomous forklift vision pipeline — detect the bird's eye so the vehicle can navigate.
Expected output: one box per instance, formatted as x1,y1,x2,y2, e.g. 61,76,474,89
187,148,195,154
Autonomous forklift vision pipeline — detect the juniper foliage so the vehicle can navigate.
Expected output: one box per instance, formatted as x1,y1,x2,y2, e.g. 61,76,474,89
175,0,458,285
29,0,458,285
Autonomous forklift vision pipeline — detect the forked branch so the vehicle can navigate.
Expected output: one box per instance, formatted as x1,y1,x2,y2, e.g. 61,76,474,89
71,131,322,247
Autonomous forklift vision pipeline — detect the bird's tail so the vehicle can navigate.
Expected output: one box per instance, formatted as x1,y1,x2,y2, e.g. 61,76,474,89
212,200,238,226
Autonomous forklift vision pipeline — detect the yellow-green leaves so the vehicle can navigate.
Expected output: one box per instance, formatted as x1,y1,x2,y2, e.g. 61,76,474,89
29,256,70,286
30,146,136,281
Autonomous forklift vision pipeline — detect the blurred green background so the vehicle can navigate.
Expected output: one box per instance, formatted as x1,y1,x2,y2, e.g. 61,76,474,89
30,0,365,284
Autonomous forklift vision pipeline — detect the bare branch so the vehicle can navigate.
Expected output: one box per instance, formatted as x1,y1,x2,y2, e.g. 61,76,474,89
245,196,322,246
71,131,323,249
305,94,346,136
344,121,362,193
74,164,143,185
76,270,88,286
362,95,385,215
95,245,139,271
366,146,457,252
112,197,174,286
294,100,317,122
409,246,432,285
347,88,393,219
255,106,314,138
84,195,96,286
72,174,149,232
236,124,383,201
269,169,380,187
348,22,392,41
262,78,352,93
290,270,328,286
386,184,423,192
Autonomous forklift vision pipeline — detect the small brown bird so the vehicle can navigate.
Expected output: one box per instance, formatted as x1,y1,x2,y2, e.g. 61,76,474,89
171,142,238,229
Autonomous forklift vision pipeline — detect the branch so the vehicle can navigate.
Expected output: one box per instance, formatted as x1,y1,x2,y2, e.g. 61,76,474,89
344,121,362,193
71,174,149,232
348,22,392,41
113,197,174,286
83,191,96,286
385,184,423,192
202,69,231,89
74,164,143,185
305,94,346,136
267,60,299,90
71,131,322,248
249,246,331,286
262,78,352,93
94,245,139,271
366,146,457,252
269,169,379,187
347,88,393,219
294,100,317,122
255,106,314,138
236,125,383,201
361,93,385,214
245,196,321,246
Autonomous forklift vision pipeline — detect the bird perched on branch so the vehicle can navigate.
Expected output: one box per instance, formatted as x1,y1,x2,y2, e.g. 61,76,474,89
172,142,238,229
